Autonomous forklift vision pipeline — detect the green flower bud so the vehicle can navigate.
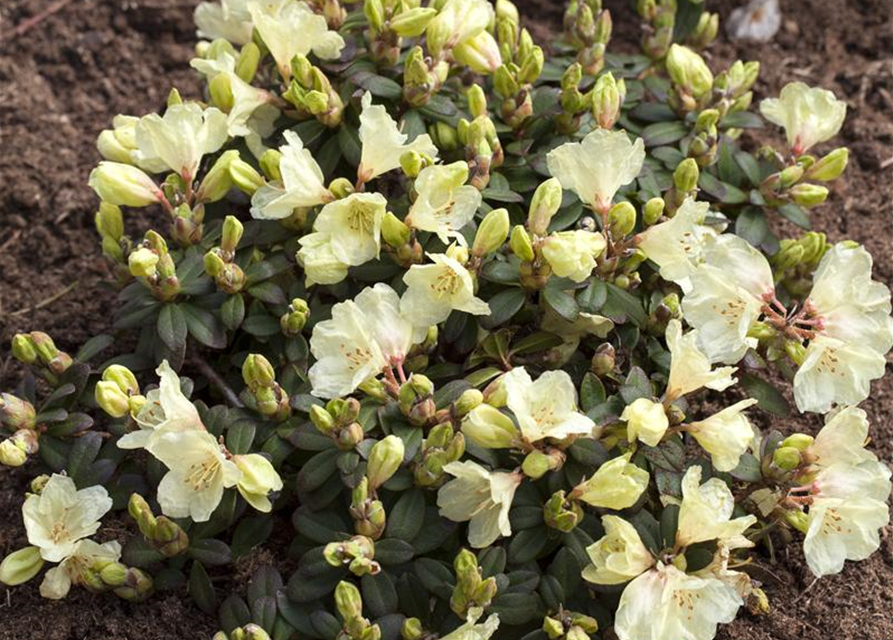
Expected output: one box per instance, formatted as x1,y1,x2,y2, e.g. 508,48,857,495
608,201,636,238
128,493,158,538
229,158,265,196
129,247,160,278
100,562,129,587
309,404,335,434
462,404,519,449
209,72,234,112
519,46,544,85
642,197,665,226
510,225,536,262
367,435,405,490
402,618,425,640
789,183,828,208
805,148,849,182
472,208,510,257
496,0,519,22
221,215,244,255
452,387,482,418
95,202,125,241
89,162,162,207
242,354,276,389
543,489,583,532
528,177,563,235
430,121,461,152
364,0,385,31
390,7,437,37
543,616,564,640
280,298,310,336
694,108,720,133
203,250,226,278
113,567,154,602
195,150,237,203
11,334,38,365
522,449,553,480
259,149,282,182
781,433,815,452
236,42,261,83
335,580,364,620
467,85,488,119
673,158,700,194
779,165,804,188
772,446,802,471
0,547,44,586
329,177,355,200
103,364,139,396
95,381,132,418
243,624,272,640
590,342,615,376
784,509,809,534
592,71,621,129
0,439,27,467
666,44,714,98
494,65,520,99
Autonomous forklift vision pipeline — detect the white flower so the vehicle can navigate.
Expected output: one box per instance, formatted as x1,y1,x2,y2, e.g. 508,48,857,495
233,453,284,512
664,319,737,401
541,230,607,283
400,253,490,335
405,161,481,244
194,0,254,45
676,466,756,549
546,129,645,213
247,0,344,78
686,399,757,473
437,460,522,548
251,130,333,220
40,540,121,600
134,103,228,179
23,475,113,563
794,243,893,413
582,515,655,585
119,360,204,451
793,335,887,415
358,92,438,182
614,563,743,640
503,367,595,442
96,115,141,166
636,198,715,288
541,306,615,367
440,608,500,640
759,82,847,154
296,231,350,286
803,460,891,577
88,162,161,207
309,284,415,398
682,234,774,364
151,429,242,522
808,405,877,468
622,398,669,448
574,455,650,510
312,192,388,267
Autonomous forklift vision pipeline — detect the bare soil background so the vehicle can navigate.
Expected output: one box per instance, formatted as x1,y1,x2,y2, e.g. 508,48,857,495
0,0,891,638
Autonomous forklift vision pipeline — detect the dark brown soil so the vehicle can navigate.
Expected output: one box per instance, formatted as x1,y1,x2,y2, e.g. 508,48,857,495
1,0,891,638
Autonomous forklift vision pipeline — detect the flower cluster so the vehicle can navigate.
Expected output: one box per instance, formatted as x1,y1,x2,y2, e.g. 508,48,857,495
1,2,890,640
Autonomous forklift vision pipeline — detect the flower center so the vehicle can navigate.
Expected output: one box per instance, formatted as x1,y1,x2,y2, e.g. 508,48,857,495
186,455,221,491
348,202,377,234
50,521,71,544
429,268,461,298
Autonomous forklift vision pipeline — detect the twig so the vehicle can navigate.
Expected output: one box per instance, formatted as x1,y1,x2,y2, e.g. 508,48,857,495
9,0,78,39
8,282,78,317
0,230,21,254
192,355,245,408
880,156,893,170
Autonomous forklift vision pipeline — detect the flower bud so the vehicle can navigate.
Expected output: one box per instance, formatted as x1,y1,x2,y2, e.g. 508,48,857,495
243,624,271,640
402,618,425,640
779,165,804,188
203,250,226,278
592,72,621,129
461,404,519,449
234,453,283,512
0,393,36,431
382,211,412,248
95,202,125,242
673,158,700,194
467,85,488,120
784,509,809,534
666,44,714,99
781,433,814,451
0,547,44,586
608,201,636,238
510,225,535,262
430,121,461,152
11,334,38,364
329,177,355,200
280,298,310,336
335,580,364,620
113,567,154,602
99,562,129,587
220,215,244,255
89,162,161,207
642,197,665,227
128,493,158,538
129,247,160,278
196,150,237,203
0,439,27,467
543,490,583,532
772,446,802,471
590,343,615,376
229,157,265,196
804,147,848,182
789,183,828,208
367,435,405,490
103,364,139,396
454,32,502,75
472,208,510,257
154,517,190,557
96,381,132,418
528,177,563,235
309,404,336,434
242,354,276,389
390,7,437,37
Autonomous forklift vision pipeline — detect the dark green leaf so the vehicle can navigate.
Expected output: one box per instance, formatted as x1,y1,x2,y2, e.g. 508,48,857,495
641,121,689,147
188,539,233,566
189,561,217,614
351,71,403,100
542,286,579,322
221,294,245,331
735,207,769,247
480,288,525,329
157,304,188,353
777,203,811,229
739,373,790,416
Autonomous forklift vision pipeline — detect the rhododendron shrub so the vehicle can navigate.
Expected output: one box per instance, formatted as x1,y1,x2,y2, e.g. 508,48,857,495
1,1,889,640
